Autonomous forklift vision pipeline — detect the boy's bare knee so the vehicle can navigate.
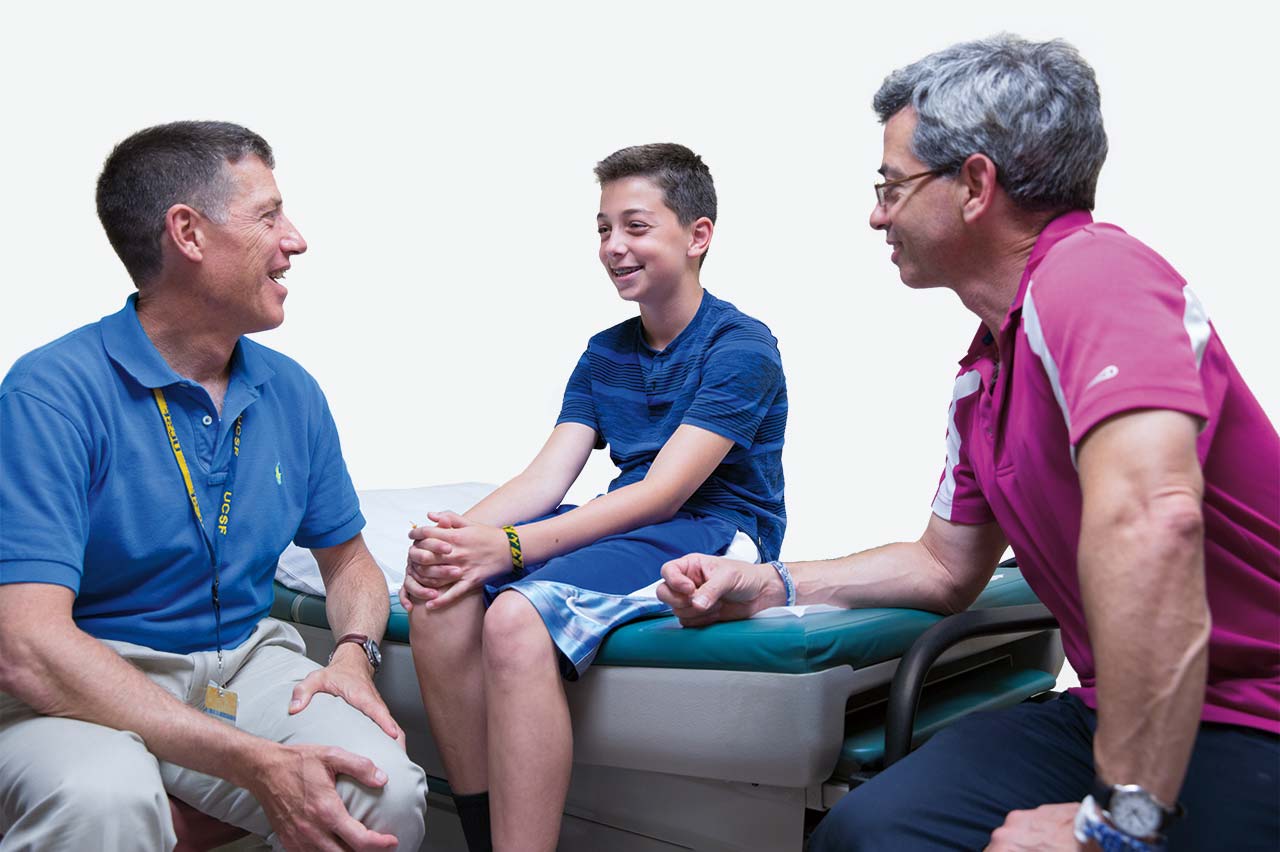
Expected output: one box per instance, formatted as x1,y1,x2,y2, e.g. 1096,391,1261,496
482,593,555,674
409,592,484,651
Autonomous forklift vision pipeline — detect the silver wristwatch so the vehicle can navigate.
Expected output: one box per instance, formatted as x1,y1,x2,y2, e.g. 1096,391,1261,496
1091,778,1181,839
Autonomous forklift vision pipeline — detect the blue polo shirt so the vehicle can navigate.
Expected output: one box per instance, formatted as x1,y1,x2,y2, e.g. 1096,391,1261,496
557,290,787,561
0,296,364,654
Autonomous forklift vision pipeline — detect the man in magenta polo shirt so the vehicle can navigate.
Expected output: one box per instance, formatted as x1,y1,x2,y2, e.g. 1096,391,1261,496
658,35,1278,851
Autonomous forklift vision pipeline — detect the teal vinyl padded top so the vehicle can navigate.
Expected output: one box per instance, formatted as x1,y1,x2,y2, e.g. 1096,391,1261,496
271,568,1041,676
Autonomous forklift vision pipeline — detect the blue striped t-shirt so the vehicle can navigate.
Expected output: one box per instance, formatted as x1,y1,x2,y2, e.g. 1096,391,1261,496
557,290,787,561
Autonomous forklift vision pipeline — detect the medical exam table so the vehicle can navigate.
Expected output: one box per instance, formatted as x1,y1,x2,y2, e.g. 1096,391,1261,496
273,486,1063,851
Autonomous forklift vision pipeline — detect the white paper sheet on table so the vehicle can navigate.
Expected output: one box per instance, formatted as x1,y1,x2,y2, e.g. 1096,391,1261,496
275,482,497,596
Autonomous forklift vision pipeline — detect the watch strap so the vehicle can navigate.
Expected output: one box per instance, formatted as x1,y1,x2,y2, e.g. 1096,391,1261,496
334,632,370,649
330,633,378,672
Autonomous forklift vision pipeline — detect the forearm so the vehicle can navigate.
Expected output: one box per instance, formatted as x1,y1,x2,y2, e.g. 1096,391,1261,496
790,539,979,613
1080,494,1208,804
660,516,1004,626
463,469,568,528
324,565,390,643
320,540,391,644
517,479,678,565
0,620,271,788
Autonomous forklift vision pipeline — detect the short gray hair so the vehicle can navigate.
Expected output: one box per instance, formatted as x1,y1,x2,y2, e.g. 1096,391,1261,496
873,34,1108,212
96,121,275,285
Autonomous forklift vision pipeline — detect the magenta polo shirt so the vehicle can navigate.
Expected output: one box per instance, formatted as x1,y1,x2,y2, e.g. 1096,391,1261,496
932,210,1280,734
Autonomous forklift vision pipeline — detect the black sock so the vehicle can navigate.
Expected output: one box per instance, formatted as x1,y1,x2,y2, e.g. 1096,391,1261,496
451,790,492,852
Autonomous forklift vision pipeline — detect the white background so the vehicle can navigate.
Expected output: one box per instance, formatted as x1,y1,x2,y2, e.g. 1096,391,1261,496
2,0,1275,565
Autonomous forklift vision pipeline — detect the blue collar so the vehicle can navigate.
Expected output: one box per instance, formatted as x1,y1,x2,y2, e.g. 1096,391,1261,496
100,294,275,391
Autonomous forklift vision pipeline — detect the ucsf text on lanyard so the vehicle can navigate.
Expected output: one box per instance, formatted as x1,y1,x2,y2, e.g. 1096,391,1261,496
152,388,243,697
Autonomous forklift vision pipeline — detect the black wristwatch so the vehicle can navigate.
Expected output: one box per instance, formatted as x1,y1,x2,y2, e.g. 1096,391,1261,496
1091,778,1183,839
329,632,382,675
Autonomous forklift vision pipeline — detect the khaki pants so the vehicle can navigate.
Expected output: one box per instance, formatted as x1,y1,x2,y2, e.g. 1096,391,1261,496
0,618,428,852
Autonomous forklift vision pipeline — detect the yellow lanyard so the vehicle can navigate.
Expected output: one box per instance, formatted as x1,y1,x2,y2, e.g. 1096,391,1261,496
152,388,243,682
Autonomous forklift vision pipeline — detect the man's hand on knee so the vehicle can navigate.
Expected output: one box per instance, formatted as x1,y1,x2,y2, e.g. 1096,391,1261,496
252,742,400,851
657,554,785,626
290,656,405,748
985,803,1096,851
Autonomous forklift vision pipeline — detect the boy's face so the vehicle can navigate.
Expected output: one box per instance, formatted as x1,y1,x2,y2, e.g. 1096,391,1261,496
597,176,702,303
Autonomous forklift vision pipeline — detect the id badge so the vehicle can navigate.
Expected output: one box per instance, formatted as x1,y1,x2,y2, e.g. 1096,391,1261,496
204,681,239,725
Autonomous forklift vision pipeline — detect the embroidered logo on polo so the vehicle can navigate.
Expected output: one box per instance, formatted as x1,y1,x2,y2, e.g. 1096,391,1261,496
274,462,283,485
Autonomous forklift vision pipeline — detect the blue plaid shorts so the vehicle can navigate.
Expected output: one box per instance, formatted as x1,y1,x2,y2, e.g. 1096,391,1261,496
484,508,742,679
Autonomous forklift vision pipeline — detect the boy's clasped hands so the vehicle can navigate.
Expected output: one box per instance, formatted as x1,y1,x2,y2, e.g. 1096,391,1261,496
401,512,509,611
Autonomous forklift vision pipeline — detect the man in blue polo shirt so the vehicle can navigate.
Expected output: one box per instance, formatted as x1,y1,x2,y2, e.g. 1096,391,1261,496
0,121,427,851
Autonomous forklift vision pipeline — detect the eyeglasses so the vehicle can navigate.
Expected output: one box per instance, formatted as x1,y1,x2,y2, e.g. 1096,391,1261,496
874,168,947,208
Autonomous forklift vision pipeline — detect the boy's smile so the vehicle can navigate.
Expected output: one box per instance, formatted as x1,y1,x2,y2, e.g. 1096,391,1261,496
597,176,703,304
611,264,643,282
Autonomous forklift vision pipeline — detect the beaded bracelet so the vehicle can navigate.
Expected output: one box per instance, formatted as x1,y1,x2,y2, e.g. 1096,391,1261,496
502,525,525,576
768,559,796,607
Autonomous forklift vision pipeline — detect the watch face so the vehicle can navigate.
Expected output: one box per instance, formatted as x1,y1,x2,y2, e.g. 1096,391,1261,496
1110,788,1161,837
365,639,382,671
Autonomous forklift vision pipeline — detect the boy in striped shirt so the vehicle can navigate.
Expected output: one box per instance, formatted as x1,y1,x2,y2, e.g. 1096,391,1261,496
402,143,787,852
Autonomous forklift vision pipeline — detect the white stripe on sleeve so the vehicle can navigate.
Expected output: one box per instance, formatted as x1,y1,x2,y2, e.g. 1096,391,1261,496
1183,286,1211,369
1022,280,1072,434
1023,279,1082,466
932,369,982,521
